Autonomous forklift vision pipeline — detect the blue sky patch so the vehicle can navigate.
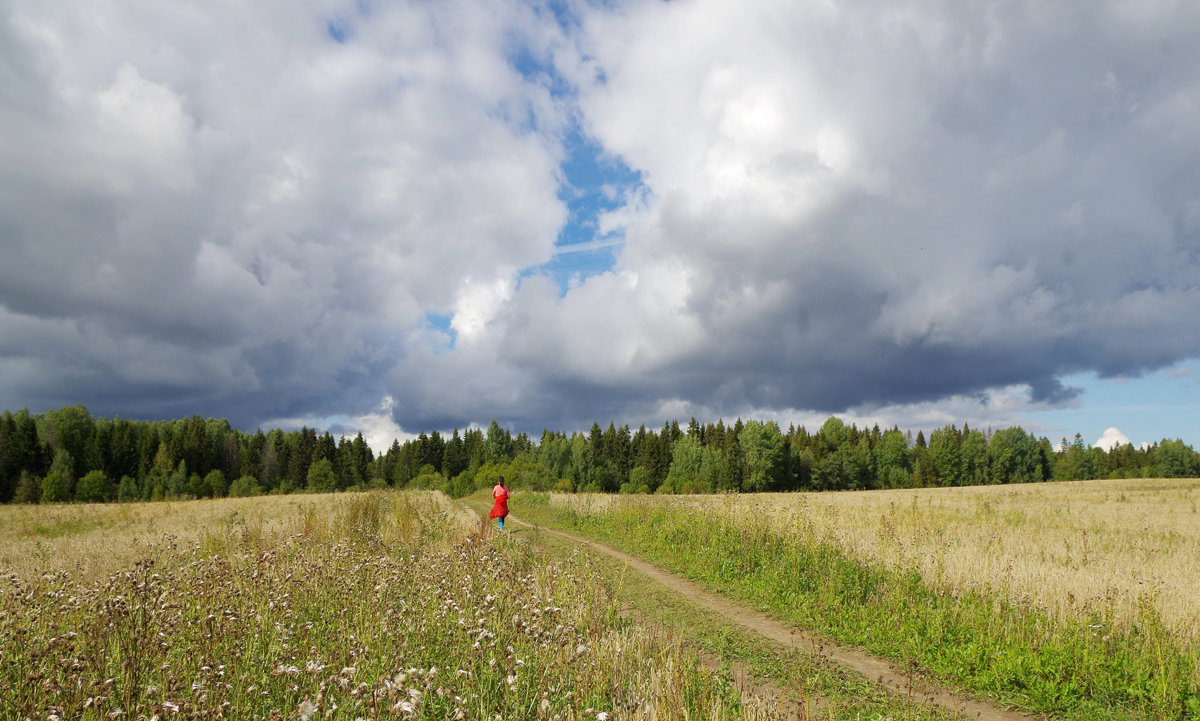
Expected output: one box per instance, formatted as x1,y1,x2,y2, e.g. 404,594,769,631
538,130,645,292
425,312,457,351
505,28,646,294
1029,367,1200,448
326,21,347,43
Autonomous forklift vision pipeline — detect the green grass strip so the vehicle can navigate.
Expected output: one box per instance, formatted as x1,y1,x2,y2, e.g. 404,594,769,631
508,516,968,721
511,493,1200,721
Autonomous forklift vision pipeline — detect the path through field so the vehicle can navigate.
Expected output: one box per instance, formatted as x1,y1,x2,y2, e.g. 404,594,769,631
505,514,1041,721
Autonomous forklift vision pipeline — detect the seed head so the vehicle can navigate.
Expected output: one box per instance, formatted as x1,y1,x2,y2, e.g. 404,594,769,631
298,699,318,721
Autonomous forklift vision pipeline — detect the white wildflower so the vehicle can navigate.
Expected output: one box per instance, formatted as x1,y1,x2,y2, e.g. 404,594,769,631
298,700,317,721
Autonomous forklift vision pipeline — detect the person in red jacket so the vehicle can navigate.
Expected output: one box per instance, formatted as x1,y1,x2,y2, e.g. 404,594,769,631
489,476,509,530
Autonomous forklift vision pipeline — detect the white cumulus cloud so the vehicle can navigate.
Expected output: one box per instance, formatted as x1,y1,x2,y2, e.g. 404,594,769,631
1094,427,1131,451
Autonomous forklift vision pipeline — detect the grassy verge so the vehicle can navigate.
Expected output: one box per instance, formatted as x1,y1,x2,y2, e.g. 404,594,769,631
507,492,1200,721
0,491,774,720
466,491,965,721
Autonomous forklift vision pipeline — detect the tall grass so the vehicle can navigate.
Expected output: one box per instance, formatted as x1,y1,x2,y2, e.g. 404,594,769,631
526,490,1200,721
0,491,778,720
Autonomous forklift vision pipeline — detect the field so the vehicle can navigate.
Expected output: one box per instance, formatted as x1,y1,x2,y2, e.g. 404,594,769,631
545,478,1200,640
3,479,1198,721
0,493,780,720
524,478,1200,720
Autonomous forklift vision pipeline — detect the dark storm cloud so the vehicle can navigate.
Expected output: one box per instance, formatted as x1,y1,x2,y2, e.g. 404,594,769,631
2,0,1198,441
0,0,567,430
385,0,1200,434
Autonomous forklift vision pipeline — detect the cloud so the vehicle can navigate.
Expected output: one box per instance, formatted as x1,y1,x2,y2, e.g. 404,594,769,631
1,0,1199,444
1094,427,1131,451
265,395,414,456
381,0,1200,433
0,0,569,427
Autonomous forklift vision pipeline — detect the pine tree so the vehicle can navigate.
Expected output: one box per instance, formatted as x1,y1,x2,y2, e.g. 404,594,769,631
117,475,138,502
0,412,20,502
169,460,189,498
723,421,744,491
443,429,467,479
50,448,76,496
37,405,94,482
13,471,41,504
485,421,513,465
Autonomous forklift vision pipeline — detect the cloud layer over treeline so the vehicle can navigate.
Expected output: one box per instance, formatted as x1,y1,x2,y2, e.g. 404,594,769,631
2,0,1198,437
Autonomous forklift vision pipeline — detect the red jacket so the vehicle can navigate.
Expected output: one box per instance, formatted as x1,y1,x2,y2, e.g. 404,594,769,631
489,484,509,519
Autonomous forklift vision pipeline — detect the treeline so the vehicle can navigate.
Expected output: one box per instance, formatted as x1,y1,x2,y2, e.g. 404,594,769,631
461,417,1199,495
0,406,383,504
2,406,1198,504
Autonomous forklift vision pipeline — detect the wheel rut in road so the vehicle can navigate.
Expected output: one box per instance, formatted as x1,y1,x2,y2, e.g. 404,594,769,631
506,515,1042,721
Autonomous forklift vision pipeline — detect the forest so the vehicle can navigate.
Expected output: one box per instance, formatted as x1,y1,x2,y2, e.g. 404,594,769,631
1,405,1198,504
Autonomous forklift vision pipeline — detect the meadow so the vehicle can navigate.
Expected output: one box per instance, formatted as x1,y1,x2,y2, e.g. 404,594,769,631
6,479,1199,721
0,492,783,720
524,478,1200,721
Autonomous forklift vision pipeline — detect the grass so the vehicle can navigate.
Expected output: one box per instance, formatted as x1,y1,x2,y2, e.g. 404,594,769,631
0,495,311,583
483,508,968,721
0,491,783,720
515,485,1200,721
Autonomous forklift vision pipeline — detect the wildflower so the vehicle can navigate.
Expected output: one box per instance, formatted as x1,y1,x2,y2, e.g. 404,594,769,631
597,713,609,721
163,701,180,714
298,699,318,721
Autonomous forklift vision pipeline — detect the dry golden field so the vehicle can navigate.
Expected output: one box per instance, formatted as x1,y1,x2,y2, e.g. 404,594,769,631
2,491,775,720
0,491,477,582
553,477,1200,644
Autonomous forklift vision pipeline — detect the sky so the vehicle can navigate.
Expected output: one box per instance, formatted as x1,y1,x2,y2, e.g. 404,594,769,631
1,0,1198,454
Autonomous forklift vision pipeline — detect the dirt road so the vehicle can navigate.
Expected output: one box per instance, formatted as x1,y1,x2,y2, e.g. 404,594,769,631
506,514,1042,721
